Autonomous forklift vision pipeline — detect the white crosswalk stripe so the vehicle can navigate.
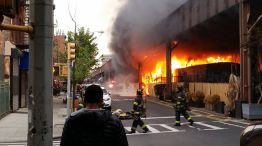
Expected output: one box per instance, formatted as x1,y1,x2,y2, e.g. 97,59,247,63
194,122,226,130
147,125,160,133
159,124,181,132
124,121,229,135
213,121,246,128
0,141,60,146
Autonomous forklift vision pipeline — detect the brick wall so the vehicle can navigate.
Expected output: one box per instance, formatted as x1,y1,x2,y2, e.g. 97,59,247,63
0,17,11,81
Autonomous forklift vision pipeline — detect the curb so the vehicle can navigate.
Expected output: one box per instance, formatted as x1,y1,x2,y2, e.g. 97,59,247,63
147,97,237,121
0,135,62,143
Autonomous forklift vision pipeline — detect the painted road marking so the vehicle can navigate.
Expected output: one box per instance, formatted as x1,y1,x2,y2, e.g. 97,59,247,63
194,122,226,130
124,126,139,134
141,115,202,120
147,125,160,133
124,121,231,135
159,124,180,132
214,121,246,128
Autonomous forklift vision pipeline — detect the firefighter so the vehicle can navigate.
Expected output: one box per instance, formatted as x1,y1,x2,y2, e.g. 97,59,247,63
129,89,149,133
174,84,194,126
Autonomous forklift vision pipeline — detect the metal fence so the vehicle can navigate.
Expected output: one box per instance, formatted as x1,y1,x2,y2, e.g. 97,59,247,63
0,81,10,117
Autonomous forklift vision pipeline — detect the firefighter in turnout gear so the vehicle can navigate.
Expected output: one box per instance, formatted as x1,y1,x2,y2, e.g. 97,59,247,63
174,85,194,126
129,89,149,133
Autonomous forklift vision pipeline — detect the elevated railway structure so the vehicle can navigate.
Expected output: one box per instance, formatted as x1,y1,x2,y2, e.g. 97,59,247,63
91,0,262,103
143,0,262,103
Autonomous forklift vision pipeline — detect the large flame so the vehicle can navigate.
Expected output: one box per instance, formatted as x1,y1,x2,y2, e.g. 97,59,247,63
141,54,238,95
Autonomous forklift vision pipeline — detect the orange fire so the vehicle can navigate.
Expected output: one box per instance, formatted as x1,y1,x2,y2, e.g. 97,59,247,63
141,54,238,95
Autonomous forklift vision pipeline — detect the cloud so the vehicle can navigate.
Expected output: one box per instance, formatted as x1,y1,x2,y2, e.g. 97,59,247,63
54,0,125,55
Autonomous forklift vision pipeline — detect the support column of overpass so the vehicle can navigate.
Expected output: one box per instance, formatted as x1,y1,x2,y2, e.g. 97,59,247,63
240,0,262,103
239,0,250,103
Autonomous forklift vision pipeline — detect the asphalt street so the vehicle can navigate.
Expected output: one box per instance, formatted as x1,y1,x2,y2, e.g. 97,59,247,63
0,95,248,146
112,95,246,146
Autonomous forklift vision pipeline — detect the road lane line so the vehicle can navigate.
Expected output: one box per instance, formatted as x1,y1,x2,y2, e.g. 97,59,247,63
147,125,160,133
141,115,202,120
214,121,245,128
126,130,183,136
159,124,180,132
195,122,225,130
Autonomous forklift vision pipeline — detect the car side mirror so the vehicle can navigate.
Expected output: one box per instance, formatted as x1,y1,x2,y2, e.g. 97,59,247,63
108,92,111,95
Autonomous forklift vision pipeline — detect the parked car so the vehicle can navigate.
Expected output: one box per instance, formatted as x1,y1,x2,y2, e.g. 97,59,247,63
81,84,111,110
240,122,262,146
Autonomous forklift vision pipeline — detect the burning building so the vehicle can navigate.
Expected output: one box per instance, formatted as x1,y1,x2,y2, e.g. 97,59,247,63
110,0,262,106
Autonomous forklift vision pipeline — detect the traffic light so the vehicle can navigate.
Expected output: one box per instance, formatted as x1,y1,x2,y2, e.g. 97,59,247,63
67,43,76,60
0,0,17,18
61,65,68,76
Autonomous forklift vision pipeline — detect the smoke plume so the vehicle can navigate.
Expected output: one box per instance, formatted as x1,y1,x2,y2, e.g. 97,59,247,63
110,0,188,82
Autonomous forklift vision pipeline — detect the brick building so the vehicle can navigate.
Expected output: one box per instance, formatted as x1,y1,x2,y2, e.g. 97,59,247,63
0,0,30,116
53,34,66,63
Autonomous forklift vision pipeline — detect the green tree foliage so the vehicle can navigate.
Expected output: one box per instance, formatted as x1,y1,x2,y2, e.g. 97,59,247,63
57,48,67,63
67,27,99,82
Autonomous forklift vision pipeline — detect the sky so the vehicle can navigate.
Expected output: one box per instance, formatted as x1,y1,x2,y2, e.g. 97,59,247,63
54,0,124,55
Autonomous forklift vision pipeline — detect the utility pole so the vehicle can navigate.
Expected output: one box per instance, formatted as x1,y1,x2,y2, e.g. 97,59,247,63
27,0,54,145
67,43,76,116
66,57,71,116
68,5,77,112
72,21,76,112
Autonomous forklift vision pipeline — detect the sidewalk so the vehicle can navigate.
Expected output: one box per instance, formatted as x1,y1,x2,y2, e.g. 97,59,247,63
0,95,67,142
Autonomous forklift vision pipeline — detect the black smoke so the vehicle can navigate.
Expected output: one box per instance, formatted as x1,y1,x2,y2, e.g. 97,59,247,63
110,0,188,82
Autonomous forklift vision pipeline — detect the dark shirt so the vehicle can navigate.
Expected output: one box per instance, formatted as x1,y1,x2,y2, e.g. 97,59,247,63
133,97,143,112
174,91,188,110
60,109,128,146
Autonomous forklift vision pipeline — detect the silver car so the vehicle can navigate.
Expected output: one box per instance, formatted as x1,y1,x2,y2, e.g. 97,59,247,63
101,87,112,110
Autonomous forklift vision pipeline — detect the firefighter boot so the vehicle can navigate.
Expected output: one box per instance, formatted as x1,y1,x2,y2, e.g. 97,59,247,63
142,126,149,133
175,123,181,126
175,121,181,126
128,128,136,134
189,119,194,126
143,127,149,133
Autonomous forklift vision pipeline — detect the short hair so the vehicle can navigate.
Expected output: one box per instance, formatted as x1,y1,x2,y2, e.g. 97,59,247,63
84,84,103,103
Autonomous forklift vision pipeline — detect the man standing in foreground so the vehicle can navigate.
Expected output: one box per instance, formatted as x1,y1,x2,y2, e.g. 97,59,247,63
60,84,128,146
